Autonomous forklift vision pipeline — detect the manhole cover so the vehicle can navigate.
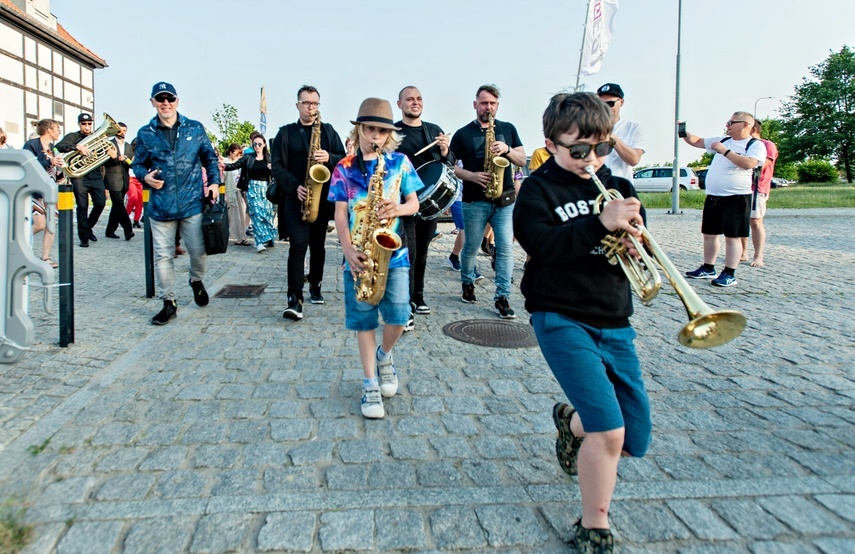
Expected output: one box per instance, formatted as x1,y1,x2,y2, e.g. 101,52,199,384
442,319,539,349
215,284,267,298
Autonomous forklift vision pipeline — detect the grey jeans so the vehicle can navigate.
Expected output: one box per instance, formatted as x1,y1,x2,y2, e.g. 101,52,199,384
151,214,206,301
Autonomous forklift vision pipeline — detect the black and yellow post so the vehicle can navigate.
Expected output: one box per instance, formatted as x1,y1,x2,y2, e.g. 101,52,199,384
57,183,74,346
143,184,154,298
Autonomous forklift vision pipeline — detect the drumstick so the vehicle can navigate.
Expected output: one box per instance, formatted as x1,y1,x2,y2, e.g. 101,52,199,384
414,138,440,157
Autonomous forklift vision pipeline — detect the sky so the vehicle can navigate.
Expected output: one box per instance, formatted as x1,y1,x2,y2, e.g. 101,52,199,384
50,0,854,169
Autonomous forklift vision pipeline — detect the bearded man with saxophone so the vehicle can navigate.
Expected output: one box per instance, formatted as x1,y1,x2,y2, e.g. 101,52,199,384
271,85,346,321
450,84,526,319
56,112,117,248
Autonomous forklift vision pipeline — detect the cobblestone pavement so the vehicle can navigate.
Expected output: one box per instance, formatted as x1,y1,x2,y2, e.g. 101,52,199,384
1,208,853,553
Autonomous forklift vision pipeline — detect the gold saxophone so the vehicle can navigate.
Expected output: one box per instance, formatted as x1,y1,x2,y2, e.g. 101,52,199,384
483,112,509,199
351,145,403,306
61,113,121,178
301,112,331,222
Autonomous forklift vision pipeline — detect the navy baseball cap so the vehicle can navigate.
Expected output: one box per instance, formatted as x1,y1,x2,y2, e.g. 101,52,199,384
78,113,93,123
151,82,178,98
597,83,624,98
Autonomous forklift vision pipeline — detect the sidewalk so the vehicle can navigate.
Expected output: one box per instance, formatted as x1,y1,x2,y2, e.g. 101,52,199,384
1,208,853,553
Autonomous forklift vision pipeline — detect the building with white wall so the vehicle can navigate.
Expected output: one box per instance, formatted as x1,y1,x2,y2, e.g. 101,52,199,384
0,0,105,147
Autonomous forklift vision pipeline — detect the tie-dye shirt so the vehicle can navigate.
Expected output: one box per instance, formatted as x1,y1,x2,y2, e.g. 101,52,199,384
329,151,423,269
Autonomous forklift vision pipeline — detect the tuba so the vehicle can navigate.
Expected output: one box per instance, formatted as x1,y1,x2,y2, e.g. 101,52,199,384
351,145,403,306
584,165,746,348
301,113,331,222
61,113,121,178
483,112,509,199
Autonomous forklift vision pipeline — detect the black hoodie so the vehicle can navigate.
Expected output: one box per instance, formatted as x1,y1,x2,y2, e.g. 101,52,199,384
513,157,645,328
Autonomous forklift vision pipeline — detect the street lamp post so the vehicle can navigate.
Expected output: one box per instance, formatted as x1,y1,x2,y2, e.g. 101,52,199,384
754,96,775,119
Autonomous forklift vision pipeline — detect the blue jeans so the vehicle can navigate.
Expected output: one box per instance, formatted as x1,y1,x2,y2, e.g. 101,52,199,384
531,311,652,457
461,201,513,299
151,214,206,301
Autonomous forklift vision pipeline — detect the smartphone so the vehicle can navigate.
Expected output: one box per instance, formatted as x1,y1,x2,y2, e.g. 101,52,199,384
677,121,687,138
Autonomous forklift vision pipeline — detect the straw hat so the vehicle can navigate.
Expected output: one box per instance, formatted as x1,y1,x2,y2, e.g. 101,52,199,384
350,98,400,130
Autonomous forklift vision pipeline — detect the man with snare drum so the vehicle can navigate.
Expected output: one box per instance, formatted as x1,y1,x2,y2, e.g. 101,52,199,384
395,86,457,328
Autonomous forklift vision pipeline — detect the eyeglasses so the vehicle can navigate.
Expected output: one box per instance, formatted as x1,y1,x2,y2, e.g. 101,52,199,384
155,94,177,103
553,138,615,159
252,141,264,147
603,100,618,107
80,122,93,126
298,101,320,108
725,120,747,126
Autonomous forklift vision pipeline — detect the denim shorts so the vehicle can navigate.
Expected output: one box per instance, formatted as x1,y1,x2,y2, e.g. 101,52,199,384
531,311,652,457
450,199,464,230
344,266,410,331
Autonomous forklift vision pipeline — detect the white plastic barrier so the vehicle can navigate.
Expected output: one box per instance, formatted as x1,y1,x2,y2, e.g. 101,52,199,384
0,149,57,362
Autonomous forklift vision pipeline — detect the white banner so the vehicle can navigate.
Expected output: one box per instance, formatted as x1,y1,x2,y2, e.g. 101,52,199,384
580,0,619,77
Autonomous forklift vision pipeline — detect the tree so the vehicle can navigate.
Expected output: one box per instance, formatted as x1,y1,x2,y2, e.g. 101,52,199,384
780,46,855,182
210,104,256,155
687,152,713,168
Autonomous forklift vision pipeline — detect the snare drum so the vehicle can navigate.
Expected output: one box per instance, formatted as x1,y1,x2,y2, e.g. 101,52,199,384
414,161,460,220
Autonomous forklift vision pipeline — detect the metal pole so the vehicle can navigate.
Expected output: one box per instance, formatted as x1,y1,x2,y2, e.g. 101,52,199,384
575,0,591,91
57,183,74,346
753,96,774,119
670,0,683,214
143,185,155,298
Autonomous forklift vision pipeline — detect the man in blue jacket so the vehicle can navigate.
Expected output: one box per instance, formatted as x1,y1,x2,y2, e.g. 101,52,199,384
132,82,221,325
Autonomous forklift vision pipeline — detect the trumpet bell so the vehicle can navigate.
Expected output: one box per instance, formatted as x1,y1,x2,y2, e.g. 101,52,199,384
679,310,747,348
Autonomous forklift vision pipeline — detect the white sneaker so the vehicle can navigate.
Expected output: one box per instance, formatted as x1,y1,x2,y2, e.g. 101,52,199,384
256,243,267,253
377,353,398,398
361,385,385,418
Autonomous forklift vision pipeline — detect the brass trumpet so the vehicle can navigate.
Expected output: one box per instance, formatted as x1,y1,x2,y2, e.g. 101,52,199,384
584,165,746,348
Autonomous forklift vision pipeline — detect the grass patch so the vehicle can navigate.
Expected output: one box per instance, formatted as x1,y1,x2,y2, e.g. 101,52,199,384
25,438,50,457
0,501,32,554
638,184,855,209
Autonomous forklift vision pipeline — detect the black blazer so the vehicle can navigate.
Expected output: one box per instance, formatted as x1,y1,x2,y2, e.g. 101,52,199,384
103,139,133,192
224,153,271,190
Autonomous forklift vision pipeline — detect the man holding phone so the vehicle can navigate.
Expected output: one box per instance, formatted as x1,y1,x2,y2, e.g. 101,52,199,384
132,82,221,325
596,83,645,182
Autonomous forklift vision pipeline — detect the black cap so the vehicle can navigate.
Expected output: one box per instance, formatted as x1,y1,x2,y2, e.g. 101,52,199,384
596,83,624,99
78,113,93,123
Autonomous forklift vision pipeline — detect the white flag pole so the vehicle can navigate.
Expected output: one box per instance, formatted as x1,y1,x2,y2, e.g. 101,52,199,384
575,0,591,91
670,0,683,215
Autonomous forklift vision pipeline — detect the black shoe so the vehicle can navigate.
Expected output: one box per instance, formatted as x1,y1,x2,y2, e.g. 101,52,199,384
189,280,209,306
133,221,142,229
480,237,491,256
461,283,476,303
79,239,89,248
88,232,98,242
309,284,324,305
495,296,517,319
105,232,120,239
413,293,430,315
282,295,303,320
125,232,135,241
151,299,177,325
265,239,275,248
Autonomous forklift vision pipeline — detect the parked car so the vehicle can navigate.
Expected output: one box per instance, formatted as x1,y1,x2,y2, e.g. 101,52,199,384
770,177,790,188
632,167,700,192
695,168,708,189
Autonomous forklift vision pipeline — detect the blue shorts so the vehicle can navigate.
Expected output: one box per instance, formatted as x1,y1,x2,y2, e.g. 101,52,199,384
531,311,652,457
450,199,464,230
344,267,410,331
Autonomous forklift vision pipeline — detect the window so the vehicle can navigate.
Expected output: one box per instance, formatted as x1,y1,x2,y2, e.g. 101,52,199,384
635,169,653,179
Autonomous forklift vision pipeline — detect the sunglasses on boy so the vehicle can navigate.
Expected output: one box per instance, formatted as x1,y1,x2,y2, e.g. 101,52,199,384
553,138,616,159
154,94,177,103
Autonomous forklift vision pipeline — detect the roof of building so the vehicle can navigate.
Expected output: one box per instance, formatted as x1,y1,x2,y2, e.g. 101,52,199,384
0,0,106,68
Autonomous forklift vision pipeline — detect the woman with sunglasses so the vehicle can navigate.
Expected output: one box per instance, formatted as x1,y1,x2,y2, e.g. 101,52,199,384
514,92,651,553
222,132,277,252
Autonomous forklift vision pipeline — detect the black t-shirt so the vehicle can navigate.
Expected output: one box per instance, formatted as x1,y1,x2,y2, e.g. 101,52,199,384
450,120,522,203
248,157,271,182
396,121,444,170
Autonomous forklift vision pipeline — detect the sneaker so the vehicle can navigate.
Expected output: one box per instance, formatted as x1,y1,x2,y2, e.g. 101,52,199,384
265,239,275,248
377,352,398,398
553,403,584,476
711,271,737,287
309,284,324,304
474,272,485,283
571,519,614,554
361,385,385,419
151,299,177,325
450,228,459,235
448,254,461,271
282,295,303,320
413,294,430,315
495,296,516,319
403,313,415,332
461,283,476,303
189,279,209,306
256,243,267,253
685,265,716,279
